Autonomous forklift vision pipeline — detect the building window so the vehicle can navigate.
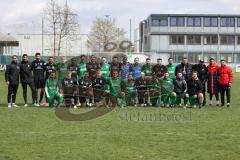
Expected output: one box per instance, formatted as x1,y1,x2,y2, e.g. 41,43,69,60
237,18,240,27
237,36,240,44
220,35,235,45
221,17,235,27
187,17,201,27
203,35,218,45
187,35,201,45
170,35,184,45
151,17,168,26
204,17,218,27
152,19,160,26
170,17,185,26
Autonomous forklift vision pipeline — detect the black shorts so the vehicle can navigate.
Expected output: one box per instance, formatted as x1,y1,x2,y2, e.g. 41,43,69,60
34,79,45,89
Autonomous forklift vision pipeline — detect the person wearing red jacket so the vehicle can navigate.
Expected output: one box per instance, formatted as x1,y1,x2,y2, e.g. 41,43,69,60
207,58,219,106
218,59,234,107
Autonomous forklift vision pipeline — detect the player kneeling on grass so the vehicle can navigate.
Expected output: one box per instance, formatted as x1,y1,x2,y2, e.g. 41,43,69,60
92,70,108,107
160,72,176,108
135,72,151,107
187,71,204,109
109,70,126,108
173,72,189,108
61,71,78,108
45,72,63,107
125,74,137,106
78,72,94,107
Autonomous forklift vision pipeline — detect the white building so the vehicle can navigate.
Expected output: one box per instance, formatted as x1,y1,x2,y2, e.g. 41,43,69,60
140,14,240,64
0,32,19,55
13,33,88,56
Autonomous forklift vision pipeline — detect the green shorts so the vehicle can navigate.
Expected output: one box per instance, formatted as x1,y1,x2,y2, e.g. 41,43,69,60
161,92,171,104
189,96,199,105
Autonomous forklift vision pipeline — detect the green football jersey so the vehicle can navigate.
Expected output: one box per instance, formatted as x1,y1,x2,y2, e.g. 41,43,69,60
166,64,176,79
125,80,135,94
78,62,87,79
161,78,174,93
110,77,124,95
45,79,58,93
101,63,110,79
56,62,68,81
142,64,153,77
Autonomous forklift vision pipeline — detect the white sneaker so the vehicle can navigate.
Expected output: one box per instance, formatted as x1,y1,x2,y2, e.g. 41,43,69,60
12,103,19,107
8,103,11,108
89,103,93,107
24,104,28,107
73,105,77,109
33,103,40,107
77,103,81,107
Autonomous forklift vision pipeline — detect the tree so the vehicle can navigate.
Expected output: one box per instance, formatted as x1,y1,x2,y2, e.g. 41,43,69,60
88,17,126,52
44,0,80,57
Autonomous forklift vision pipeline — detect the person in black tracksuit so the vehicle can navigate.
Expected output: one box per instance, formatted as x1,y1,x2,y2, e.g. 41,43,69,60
173,72,189,106
61,71,78,108
192,60,208,106
92,70,107,106
152,58,167,78
187,71,204,108
31,53,46,104
20,54,38,106
87,55,100,80
175,57,192,81
5,55,20,107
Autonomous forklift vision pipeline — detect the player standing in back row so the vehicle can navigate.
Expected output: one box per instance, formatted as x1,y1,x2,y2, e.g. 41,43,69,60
31,53,46,105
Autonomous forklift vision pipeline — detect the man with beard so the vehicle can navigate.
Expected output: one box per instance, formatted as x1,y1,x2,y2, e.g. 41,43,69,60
110,56,121,77
130,57,142,79
78,55,87,79
61,70,78,108
187,71,204,109
121,57,131,81
175,57,192,81
109,70,126,108
100,58,111,106
218,59,234,107
192,60,208,106
20,54,38,107
67,58,79,80
142,58,153,78
173,72,189,108
160,72,176,108
166,57,176,79
78,72,94,107
44,56,57,105
152,58,167,78
124,74,137,106
5,55,20,108
56,56,68,85
31,52,46,105
87,55,100,80
207,58,220,106
45,72,63,107
92,70,107,107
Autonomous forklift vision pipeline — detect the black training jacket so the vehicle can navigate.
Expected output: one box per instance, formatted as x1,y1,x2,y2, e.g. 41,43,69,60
20,61,34,83
187,78,203,96
173,77,188,94
5,61,20,85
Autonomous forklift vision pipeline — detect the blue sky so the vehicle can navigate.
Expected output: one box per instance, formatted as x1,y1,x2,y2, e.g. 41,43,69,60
0,0,240,35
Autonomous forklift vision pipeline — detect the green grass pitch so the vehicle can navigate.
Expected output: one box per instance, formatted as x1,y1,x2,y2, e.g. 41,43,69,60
0,72,240,160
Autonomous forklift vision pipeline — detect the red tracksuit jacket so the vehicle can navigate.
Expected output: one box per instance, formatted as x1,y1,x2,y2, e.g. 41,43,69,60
218,65,233,85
